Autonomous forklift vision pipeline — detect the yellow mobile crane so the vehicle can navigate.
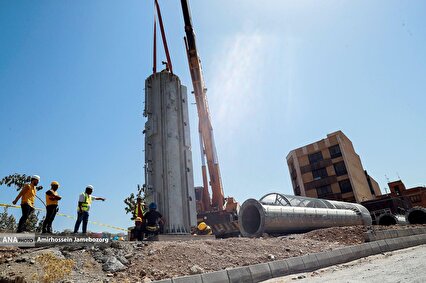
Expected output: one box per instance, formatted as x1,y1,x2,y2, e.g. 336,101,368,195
180,0,239,237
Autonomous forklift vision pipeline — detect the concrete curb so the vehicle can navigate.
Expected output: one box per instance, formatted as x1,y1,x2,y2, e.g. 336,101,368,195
153,233,426,283
364,227,426,242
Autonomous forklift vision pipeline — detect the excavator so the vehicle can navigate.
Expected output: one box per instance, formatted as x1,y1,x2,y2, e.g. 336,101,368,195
180,0,240,237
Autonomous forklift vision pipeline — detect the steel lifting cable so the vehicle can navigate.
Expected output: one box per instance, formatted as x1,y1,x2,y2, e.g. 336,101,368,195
153,0,173,74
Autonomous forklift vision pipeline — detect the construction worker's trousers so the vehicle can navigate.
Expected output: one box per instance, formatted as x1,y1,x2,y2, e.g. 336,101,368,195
17,203,34,233
42,205,58,233
74,211,89,234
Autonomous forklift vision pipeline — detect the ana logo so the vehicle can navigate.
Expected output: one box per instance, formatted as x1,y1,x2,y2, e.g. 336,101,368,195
2,237,18,243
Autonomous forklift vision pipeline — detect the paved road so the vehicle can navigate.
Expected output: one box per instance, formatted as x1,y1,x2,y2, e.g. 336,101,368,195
263,244,426,283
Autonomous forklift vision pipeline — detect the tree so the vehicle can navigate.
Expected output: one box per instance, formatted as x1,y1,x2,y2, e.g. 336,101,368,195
123,185,144,220
1,173,41,232
0,207,17,232
0,173,31,191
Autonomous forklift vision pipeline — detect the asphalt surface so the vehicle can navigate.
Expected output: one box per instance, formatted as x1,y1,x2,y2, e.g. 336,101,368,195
263,244,426,283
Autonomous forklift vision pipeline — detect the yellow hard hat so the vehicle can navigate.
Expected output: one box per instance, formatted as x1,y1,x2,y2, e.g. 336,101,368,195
51,181,60,187
198,222,207,231
135,217,142,222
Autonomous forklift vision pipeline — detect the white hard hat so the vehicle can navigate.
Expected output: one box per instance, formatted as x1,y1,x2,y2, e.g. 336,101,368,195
86,185,94,190
31,175,40,181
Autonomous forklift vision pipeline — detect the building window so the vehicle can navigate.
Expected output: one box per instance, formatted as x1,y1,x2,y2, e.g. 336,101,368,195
339,179,353,193
334,161,347,176
394,185,401,196
294,186,301,196
410,195,421,203
312,168,328,180
329,144,342,159
308,151,323,164
316,185,332,197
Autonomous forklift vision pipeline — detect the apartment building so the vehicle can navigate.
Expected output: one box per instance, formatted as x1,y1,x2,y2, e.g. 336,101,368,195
286,131,381,203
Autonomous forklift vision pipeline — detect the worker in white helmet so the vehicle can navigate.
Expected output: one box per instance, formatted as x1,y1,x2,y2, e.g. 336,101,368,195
73,185,106,234
13,175,43,232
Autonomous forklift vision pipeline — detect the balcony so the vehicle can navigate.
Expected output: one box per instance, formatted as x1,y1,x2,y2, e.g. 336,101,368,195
300,159,332,174
304,175,338,191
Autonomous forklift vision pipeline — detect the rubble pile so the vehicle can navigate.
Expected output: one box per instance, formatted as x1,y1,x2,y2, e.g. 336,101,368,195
0,225,424,282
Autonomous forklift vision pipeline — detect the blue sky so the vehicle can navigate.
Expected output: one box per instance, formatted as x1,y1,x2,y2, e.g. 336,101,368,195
1,0,425,233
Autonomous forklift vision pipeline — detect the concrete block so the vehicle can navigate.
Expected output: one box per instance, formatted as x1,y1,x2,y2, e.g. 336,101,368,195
349,244,371,259
405,228,414,236
384,230,393,239
300,254,319,272
201,270,230,283
376,231,386,240
314,251,333,268
248,263,271,282
389,230,399,239
337,247,358,263
286,256,306,273
396,230,405,238
402,229,411,237
154,280,173,283
364,231,373,242
227,266,252,283
406,235,418,246
399,237,411,249
268,259,290,277
385,238,399,251
417,234,426,244
376,239,389,253
172,274,202,283
368,241,381,255
326,249,345,265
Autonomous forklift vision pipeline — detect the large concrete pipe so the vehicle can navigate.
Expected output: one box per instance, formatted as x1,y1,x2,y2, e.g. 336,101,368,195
376,213,407,225
239,193,372,238
406,207,426,224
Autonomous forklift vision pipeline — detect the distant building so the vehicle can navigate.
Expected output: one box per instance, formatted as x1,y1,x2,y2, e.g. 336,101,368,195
386,180,426,207
286,131,381,203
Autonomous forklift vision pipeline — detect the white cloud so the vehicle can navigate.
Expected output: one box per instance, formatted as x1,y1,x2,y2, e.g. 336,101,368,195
207,31,271,139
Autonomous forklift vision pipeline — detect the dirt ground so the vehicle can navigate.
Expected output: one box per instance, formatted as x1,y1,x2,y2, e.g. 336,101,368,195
0,225,424,283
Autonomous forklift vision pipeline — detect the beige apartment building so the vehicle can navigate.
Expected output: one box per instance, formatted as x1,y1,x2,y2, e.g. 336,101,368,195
286,131,381,203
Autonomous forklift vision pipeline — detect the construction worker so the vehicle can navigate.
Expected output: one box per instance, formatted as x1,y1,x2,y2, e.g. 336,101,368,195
143,202,164,236
131,217,144,241
195,222,212,235
73,185,106,234
134,196,146,220
42,181,62,233
12,175,43,233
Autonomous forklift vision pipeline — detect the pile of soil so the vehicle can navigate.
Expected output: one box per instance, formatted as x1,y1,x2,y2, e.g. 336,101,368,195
0,225,424,282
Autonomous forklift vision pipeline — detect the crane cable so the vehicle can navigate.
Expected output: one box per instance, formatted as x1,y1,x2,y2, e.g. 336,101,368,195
153,0,173,73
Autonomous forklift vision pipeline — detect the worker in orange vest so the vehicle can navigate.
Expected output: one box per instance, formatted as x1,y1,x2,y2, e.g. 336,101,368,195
135,196,146,220
42,181,62,233
12,175,43,233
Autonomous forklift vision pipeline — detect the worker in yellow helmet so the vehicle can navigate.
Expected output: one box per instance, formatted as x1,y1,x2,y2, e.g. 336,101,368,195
195,222,212,235
42,181,62,234
73,185,106,234
131,217,144,241
13,175,43,233
134,196,146,221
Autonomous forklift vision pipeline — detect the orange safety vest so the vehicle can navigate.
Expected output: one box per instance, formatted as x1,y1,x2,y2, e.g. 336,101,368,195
46,189,59,206
21,184,36,207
